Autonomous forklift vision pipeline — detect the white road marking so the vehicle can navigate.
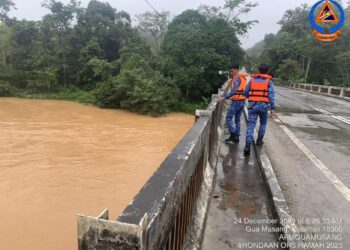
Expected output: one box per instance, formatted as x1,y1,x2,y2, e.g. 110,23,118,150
275,118,350,202
313,108,333,115
312,108,350,126
319,109,333,115
332,116,350,125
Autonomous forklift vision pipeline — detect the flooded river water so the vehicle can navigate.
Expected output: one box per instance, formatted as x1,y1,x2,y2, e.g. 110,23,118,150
0,98,194,250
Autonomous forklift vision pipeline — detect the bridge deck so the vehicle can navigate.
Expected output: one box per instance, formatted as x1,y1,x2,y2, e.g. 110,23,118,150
263,86,350,249
201,116,279,249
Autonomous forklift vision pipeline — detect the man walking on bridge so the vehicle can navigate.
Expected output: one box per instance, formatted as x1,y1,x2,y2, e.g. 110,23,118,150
243,65,275,156
222,65,247,143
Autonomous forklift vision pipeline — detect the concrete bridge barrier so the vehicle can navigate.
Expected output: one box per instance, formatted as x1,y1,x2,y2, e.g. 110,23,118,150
77,80,230,250
278,81,350,101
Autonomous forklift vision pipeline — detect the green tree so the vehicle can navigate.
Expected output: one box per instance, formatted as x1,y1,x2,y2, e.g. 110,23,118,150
224,0,259,35
76,38,104,88
0,23,11,79
0,79,17,96
9,20,40,87
198,5,222,19
94,53,179,116
198,0,258,35
88,58,113,82
276,59,304,81
75,0,131,61
162,10,244,100
0,0,14,23
335,51,350,87
136,11,170,54
42,0,80,87
73,0,138,88
255,4,350,85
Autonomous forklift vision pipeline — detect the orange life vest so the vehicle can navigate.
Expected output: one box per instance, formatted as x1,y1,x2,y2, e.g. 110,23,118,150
248,74,272,103
231,74,247,101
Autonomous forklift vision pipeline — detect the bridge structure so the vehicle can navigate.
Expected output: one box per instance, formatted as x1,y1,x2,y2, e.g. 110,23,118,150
77,79,350,250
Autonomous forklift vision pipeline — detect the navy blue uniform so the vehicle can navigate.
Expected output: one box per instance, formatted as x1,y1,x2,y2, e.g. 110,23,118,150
224,77,245,137
244,78,275,144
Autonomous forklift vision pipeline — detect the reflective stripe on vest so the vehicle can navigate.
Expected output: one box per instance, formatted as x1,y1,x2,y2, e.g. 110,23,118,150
231,74,247,101
248,74,272,103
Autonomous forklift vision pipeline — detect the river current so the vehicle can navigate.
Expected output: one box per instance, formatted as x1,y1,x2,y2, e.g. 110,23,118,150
0,98,193,250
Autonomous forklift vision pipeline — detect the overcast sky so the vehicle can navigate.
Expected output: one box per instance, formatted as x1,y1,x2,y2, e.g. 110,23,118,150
8,0,345,49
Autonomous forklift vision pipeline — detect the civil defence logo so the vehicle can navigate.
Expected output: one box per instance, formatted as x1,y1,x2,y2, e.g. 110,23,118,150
309,0,345,42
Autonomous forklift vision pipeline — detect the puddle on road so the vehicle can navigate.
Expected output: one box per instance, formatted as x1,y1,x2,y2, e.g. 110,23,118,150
0,98,194,250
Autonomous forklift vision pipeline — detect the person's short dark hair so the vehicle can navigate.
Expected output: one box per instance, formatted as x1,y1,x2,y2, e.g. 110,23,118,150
232,65,240,70
259,64,269,74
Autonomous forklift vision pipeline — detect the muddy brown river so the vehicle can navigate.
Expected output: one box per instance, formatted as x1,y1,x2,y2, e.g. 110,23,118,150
0,98,193,250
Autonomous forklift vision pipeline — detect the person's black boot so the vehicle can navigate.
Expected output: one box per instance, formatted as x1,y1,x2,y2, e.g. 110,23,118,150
225,133,236,142
256,137,264,146
233,135,240,142
244,143,251,156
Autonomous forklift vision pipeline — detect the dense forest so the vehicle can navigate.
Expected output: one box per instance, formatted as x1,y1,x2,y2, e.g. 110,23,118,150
1,1,349,116
247,2,350,87
0,0,257,115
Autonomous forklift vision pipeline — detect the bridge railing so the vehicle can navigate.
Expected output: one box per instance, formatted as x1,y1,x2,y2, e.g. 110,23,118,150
77,80,230,250
278,81,350,100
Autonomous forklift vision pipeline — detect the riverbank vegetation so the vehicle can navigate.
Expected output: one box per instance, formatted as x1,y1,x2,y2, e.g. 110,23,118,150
247,3,350,87
0,0,257,115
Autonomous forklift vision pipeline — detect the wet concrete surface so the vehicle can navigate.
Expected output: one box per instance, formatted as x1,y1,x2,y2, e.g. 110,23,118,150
202,121,279,250
263,87,350,249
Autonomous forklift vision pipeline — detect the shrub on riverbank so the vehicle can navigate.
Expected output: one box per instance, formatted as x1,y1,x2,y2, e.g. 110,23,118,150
21,86,96,104
94,54,180,116
178,98,210,115
0,81,19,97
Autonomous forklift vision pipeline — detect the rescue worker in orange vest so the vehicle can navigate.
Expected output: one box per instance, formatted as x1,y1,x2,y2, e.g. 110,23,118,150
243,64,275,156
221,65,247,143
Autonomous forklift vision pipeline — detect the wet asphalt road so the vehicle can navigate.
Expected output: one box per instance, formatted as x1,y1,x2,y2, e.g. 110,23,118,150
265,86,350,249
274,86,350,187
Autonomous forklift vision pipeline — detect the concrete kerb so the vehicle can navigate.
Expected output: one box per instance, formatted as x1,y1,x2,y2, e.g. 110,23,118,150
243,107,304,250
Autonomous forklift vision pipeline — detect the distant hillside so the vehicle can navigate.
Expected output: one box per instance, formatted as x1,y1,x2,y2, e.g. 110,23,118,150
246,40,265,57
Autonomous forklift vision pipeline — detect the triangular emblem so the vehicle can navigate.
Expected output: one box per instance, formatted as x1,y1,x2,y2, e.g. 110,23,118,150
316,0,339,23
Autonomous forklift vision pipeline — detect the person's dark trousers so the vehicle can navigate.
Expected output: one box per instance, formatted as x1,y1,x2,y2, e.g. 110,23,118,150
244,102,269,155
226,100,246,141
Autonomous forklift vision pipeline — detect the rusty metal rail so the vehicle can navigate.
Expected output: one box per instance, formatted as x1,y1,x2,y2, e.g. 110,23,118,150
165,151,205,250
